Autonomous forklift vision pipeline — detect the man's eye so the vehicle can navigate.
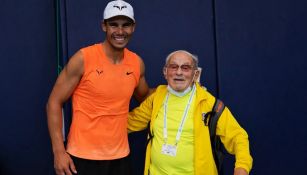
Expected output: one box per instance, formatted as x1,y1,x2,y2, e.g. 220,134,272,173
123,23,133,27
181,65,192,70
169,64,179,69
108,23,118,27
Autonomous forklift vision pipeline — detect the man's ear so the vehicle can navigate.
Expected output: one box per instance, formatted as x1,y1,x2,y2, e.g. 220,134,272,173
163,67,167,79
101,21,107,32
193,69,200,82
132,22,136,32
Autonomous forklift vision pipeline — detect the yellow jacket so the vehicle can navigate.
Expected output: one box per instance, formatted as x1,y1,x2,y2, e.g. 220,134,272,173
128,83,253,175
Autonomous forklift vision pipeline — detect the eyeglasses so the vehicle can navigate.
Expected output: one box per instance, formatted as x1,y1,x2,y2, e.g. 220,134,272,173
166,64,194,72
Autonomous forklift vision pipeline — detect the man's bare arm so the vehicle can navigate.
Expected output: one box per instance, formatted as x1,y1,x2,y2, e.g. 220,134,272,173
46,51,83,175
133,56,154,102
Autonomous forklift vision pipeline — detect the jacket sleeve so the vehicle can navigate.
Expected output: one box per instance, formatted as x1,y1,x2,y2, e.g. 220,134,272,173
216,107,253,173
128,92,155,132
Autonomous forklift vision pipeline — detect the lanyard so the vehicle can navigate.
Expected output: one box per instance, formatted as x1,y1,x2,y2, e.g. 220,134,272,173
163,85,196,145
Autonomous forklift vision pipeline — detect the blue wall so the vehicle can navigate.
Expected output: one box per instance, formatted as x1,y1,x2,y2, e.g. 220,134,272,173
216,0,307,174
0,0,306,174
0,0,56,174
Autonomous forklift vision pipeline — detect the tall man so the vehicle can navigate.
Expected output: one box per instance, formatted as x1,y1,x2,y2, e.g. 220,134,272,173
47,1,150,175
128,50,253,175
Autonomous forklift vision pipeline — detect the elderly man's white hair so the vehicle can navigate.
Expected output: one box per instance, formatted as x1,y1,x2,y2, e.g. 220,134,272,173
164,50,199,69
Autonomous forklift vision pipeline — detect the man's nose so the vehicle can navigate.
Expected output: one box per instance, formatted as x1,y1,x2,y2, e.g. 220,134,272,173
175,67,183,74
116,26,124,34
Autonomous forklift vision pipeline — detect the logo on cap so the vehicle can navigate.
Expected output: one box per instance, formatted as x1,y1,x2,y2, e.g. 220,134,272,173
113,5,127,11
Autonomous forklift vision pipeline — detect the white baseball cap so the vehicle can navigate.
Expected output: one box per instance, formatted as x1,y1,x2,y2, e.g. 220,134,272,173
103,0,135,22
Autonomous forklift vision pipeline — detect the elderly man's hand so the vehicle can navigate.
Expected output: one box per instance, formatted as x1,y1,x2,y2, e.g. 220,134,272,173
234,167,248,175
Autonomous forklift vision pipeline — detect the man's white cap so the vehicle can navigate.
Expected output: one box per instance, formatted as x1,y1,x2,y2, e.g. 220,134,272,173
103,0,135,22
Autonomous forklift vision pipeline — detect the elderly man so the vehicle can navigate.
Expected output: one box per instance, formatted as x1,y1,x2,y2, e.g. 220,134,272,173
128,50,253,175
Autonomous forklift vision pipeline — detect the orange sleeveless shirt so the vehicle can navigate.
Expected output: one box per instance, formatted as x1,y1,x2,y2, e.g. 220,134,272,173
66,43,140,160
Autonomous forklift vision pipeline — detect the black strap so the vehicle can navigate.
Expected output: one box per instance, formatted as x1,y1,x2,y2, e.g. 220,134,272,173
204,98,225,175
145,121,153,146
209,99,225,138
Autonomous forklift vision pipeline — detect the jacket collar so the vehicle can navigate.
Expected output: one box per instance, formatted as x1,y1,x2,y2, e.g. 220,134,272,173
156,82,209,103
194,82,209,102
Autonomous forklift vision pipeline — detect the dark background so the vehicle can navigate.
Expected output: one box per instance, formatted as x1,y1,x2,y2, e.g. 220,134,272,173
1,0,306,174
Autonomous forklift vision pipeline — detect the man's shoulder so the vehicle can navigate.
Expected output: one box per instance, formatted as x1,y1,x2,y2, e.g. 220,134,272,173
195,83,216,102
196,83,210,94
81,43,101,52
148,85,167,98
156,85,167,91
124,47,140,60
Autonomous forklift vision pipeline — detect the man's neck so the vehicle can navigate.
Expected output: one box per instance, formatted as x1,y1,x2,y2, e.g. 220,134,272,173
102,42,124,64
167,84,194,97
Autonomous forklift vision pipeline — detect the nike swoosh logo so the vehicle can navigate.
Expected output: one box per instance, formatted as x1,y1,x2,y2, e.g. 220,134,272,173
96,69,103,75
126,71,133,75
